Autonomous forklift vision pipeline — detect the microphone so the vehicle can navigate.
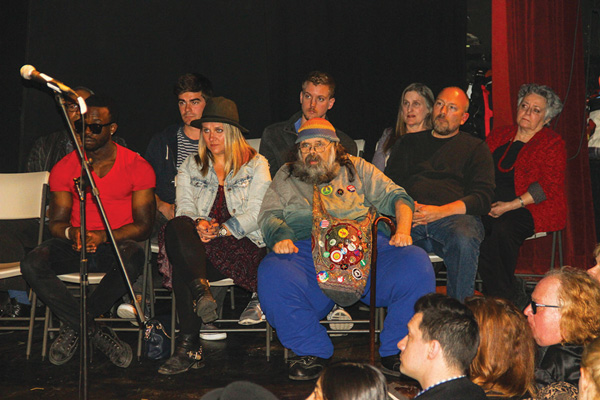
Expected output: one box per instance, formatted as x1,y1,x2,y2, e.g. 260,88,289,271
20,65,80,99
20,65,87,113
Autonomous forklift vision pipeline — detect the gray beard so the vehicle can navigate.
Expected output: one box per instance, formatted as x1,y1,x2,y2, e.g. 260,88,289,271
433,117,456,136
291,154,340,185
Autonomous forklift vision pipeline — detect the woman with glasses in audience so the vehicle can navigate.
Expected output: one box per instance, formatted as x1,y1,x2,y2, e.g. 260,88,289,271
478,83,566,310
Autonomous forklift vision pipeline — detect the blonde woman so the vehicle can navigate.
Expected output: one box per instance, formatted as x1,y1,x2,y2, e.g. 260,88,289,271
159,97,271,375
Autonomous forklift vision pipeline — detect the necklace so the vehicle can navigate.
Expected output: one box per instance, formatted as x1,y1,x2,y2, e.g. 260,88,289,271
496,133,518,173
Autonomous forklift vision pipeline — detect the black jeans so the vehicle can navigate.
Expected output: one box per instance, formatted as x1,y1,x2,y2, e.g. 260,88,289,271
21,238,144,330
164,217,226,335
478,208,534,299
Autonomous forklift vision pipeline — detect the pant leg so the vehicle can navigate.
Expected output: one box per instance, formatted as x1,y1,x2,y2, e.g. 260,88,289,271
86,240,144,318
425,215,484,302
361,233,435,357
478,209,534,298
21,238,85,329
258,239,335,359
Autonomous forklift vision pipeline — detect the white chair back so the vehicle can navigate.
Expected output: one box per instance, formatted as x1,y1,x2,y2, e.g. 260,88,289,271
0,171,50,220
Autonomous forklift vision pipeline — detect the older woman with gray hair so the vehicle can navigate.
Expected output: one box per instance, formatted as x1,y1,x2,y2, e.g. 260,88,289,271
478,83,567,309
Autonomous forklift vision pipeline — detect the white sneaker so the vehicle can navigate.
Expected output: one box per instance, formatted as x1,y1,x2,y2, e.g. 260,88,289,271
326,305,354,336
238,293,266,325
200,323,227,341
117,303,139,326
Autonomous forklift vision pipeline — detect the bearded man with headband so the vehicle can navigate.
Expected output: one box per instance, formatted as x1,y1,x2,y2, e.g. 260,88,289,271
257,118,434,380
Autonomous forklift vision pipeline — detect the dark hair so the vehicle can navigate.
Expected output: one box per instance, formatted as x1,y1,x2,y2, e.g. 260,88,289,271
85,94,119,123
414,293,480,373
302,71,336,97
173,72,214,98
285,142,355,182
318,362,388,400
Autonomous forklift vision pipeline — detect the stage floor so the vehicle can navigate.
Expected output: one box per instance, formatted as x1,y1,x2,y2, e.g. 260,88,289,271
0,290,419,399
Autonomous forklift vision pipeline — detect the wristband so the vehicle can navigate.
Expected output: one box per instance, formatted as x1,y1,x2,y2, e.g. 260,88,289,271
65,226,71,240
518,196,524,208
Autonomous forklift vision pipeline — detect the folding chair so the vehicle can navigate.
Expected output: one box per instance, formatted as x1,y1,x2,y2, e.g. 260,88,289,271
0,171,50,358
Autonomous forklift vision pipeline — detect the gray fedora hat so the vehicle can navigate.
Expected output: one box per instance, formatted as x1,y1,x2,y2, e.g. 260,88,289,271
191,96,248,133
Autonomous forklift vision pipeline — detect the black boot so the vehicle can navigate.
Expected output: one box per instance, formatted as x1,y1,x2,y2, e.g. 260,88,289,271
190,278,218,323
158,333,204,375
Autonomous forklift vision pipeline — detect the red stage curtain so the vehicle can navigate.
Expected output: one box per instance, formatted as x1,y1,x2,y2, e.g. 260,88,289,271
492,0,597,273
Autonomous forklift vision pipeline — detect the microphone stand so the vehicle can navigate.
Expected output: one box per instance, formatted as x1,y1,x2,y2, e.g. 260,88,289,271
54,93,146,400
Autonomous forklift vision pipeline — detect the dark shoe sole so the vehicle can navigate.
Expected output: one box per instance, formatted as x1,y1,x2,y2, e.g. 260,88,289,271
288,372,321,381
380,364,402,377
158,360,205,375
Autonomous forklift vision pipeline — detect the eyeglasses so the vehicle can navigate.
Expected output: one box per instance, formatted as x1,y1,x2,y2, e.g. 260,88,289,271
73,119,113,135
66,103,79,112
529,300,560,314
299,141,331,153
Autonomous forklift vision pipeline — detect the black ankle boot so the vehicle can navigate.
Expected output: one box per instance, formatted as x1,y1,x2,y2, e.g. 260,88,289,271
158,333,204,375
190,278,218,323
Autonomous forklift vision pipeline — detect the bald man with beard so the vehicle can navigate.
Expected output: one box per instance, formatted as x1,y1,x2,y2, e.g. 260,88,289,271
385,87,495,302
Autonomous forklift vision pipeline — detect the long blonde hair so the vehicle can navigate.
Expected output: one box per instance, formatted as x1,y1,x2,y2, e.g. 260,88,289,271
195,123,256,176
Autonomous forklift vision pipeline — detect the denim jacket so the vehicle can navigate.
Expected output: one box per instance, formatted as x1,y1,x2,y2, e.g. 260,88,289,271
176,153,271,247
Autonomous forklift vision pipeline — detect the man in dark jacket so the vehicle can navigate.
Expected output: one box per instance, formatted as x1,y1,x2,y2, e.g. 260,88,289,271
145,73,213,230
259,71,357,178
398,293,486,400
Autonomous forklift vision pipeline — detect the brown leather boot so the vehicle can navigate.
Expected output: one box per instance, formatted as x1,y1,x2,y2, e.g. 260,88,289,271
190,278,218,323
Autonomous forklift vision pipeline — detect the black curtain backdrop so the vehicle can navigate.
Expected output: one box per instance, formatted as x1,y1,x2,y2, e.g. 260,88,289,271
13,1,466,172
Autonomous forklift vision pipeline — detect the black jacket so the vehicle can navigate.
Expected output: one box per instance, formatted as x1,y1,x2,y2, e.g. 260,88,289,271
144,123,180,204
259,111,357,178
535,343,583,388
416,377,487,400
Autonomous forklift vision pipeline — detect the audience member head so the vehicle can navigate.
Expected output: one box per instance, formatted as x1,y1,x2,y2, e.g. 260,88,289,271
85,94,119,124
524,267,600,347
397,293,479,388
287,118,354,185
465,296,537,398
593,244,600,267
201,381,278,400
397,83,435,135
65,86,94,123
432,87,469,138
300,71,336,122
174,72,213,130
72,94,118,152
306,362,388,400
517,83,563,123
191,97,255,176
173,72,214,98
580,337,600,400
383,83,434,153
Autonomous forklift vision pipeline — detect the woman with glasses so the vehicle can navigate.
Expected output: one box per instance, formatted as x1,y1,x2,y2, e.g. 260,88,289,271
158,97,271,375
478,83,567,310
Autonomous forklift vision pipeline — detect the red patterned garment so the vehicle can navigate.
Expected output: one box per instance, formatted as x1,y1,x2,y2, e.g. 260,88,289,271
486,125,567,232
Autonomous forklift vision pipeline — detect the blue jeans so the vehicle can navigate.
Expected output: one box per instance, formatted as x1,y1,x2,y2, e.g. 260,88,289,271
21,238,144,330
411,215,484,302
258,232,434,358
